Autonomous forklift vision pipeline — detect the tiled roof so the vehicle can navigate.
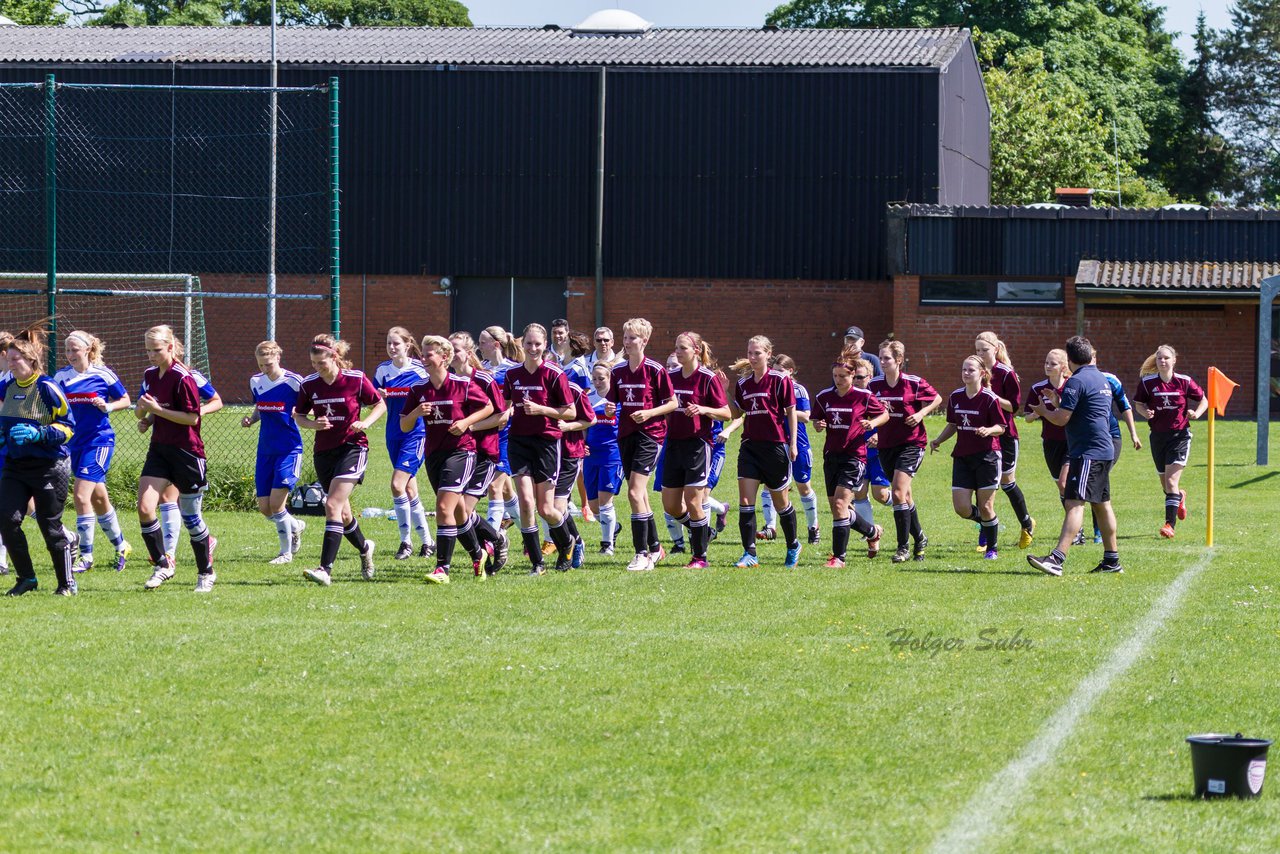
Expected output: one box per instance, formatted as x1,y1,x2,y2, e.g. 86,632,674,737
0,25,970,68
1075,260,1280,292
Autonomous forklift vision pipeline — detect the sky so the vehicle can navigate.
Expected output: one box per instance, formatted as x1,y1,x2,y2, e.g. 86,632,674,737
465,1,1235,59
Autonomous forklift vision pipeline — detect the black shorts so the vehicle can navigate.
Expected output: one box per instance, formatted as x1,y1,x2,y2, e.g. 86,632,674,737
661,437,713,489
619,432,661,477
738,440,792,492
823,454,867,497
314,443,368,492
425,448,474,494
463,456,497,498
998,435,1019,475
141,443,208,493
1065,457,1112,504
878,443,924,477
508,433,561,484
555,454,582,499
1150,429,1191,473
1042,439,1068,479
952,451,1001,492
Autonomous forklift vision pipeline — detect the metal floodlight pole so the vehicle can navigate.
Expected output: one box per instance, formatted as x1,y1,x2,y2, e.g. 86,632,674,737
266,0,279,341
329,76,340,337
44,73,57,364
594,67,606,329
1258,275,1279,465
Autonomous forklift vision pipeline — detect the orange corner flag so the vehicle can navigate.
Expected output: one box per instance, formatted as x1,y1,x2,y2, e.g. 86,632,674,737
1207,367,1239,417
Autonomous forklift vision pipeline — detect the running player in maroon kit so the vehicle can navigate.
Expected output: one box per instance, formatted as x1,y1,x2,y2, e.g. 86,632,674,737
975,331,1036,549
929,356,1008,560
811,352,889,567
729,335,801,568
555,378,596,569
135,325,218,592
400,335,494,584
1133,344,1207,538
449,331,512,576
294,334,385,586
1023,348,1071,507
606,318,678,572
869,340,942,563
504,323,578,575
662,331,731,569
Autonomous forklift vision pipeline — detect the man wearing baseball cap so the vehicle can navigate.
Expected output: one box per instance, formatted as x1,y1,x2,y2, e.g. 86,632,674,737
843,326,882,377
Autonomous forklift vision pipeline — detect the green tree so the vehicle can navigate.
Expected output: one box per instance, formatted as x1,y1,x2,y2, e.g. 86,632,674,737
0,0,67,23
1215,0,1280,204
69,0,470,26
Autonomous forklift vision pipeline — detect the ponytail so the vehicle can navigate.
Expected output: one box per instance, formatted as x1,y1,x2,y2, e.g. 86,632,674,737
311,333,353,371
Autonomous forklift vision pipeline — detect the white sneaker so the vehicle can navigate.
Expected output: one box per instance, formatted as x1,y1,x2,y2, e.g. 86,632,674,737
626,553,653,572
144,560,175,589
303,567,332,586
269,552,294,565
360,539,376,580
194,573,216,593
290,519,305,554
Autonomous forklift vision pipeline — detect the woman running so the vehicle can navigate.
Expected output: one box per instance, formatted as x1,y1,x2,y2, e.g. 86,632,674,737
0,326,77,596
449,331,511,576
929,355,1008,560
136,324,218,592
811,352,889,567
55,330,133,574
851,358,891,530
503,323,578,575
728,335,801,568
1023,348,1071,502
241,340,306,564
374,326,434,561
975,331,1036,548
479,326,524,535
1133,344,1207,538
868,340,942,563
554,378,596,569
400,335,494,584
662,332,731,569
585,360,624,555
294,334,385,586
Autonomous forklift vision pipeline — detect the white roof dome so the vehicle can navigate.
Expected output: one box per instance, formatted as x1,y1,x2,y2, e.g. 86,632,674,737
572,9,652,35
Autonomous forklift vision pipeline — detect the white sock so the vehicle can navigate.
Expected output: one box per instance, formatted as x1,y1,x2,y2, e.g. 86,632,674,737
0,540,6,568
159,502,181,554
393,495,412,545
487,498,504,528
801,491,819,529
409,496,433,546
664,512,684,545
503,497,519,521
705,495,727,515
853,497,875,526
761,491,777,528
76,514,96,557
270,509,293,554
599,503,617,544
97,509,125,548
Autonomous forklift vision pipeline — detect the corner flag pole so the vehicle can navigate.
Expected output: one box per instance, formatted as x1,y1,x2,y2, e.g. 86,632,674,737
1206,366,1239,547
1207,402,1216,547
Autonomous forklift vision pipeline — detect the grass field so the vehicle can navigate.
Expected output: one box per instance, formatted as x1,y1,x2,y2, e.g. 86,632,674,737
2,418,1278,851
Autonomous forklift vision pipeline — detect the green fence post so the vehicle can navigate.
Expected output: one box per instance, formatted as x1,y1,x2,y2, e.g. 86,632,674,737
329,77,340,338
44,73,57,363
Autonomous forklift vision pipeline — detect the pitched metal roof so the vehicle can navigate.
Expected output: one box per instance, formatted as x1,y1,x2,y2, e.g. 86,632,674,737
0,25,970,68
1075,260,1280,293
893,203,1280,221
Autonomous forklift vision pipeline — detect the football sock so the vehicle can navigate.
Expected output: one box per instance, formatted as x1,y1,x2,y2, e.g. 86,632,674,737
631,513,651,556
159,502,181,555
760,490,777,529
342,519,368,553
320,523,343,570
778,504,799,549
1001,481,1032,529
1165,492,1180,526
598,503,617,545
831,515,850,560
76,514,95,558
893,503,912,550
800,491,819,530
852,497,874,526
271,509,293,554
435,525,457,569
393,495,412,545
739,504,757,555
521,527,542,568
409,496,434,546
980,516,999,551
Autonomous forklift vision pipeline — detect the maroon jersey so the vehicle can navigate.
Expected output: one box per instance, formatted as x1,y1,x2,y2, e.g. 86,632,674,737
504,361,574,440
812,385,885,460
401,372,490,455
141,363,204,457
734,369,797,444
296,369,381,452
562,384,595,460
946,387,1006,457
869,373,938,449
988,361,1021,440
607,357,675,441
1024,378,1067,442
469,369,505,459
1135,372,1204,432
667,366,728,442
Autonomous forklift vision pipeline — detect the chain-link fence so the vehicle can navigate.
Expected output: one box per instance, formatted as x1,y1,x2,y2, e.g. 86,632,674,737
0,78,339,508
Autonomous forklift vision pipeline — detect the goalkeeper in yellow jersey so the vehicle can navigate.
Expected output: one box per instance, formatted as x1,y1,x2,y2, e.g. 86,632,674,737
0,326,76,596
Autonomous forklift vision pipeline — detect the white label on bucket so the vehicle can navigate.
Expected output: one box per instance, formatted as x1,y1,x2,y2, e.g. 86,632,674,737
1208,779,1227,794
1249,760,1266,794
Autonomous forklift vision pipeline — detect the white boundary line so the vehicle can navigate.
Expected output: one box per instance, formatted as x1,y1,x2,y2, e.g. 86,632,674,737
930,550,1216,854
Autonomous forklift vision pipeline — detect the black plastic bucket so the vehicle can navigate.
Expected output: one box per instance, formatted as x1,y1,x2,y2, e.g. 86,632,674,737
1186,733,1272,798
